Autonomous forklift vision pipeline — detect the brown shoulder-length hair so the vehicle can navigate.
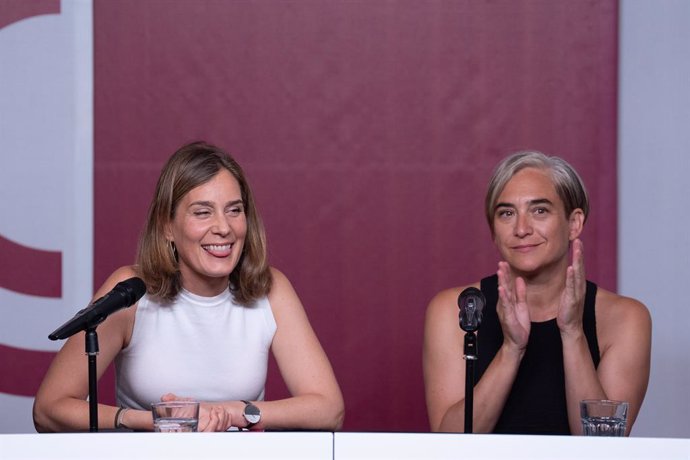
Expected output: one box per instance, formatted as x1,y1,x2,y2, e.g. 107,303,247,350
136,141,272,305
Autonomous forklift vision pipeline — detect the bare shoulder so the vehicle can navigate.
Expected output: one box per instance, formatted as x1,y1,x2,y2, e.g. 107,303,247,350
595,288,652,347
267,266,295,299
266,266,303,315
94,265,141,325
95,265,140,297
268,266,289,286
595,288,650,323
426,283,481,324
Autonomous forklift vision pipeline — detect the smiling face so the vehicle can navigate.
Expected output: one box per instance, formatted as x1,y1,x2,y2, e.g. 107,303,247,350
166,169,247,296
492,167,583,278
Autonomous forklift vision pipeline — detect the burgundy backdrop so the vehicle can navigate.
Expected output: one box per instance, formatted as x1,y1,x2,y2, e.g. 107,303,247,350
1,0,618,432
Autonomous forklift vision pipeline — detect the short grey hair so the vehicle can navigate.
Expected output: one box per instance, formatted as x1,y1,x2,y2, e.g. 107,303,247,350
484,150,589,232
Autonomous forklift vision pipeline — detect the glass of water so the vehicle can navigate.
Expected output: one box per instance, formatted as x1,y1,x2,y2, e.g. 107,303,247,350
580,399,628,436
151,400,200,432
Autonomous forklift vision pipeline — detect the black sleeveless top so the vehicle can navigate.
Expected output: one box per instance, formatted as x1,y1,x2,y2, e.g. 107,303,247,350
476,274,600,434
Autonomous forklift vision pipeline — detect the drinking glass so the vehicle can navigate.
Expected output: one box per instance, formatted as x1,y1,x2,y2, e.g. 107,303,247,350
580,399,628,436
151,400,200,432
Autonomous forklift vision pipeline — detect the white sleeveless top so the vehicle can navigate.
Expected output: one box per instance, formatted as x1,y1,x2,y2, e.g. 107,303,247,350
115,288,276,410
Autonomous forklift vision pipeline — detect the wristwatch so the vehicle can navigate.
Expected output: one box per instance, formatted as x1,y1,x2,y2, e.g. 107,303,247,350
241,400,261,429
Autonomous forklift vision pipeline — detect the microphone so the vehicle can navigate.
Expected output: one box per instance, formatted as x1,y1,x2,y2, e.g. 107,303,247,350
458,287,486,333
49,277,146,340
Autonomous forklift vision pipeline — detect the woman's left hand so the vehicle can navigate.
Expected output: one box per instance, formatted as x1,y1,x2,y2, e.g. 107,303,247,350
557,238,586,335
198,404,232,432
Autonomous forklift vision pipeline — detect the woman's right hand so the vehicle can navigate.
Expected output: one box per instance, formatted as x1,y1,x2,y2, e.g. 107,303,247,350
160,393,232,432
496,261,530,353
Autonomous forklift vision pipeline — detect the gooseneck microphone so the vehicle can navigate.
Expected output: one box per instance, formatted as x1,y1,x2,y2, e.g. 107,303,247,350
49,277,146,340
458,286,486,333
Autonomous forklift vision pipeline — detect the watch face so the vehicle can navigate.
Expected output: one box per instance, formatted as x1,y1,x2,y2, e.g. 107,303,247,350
244,403,261,424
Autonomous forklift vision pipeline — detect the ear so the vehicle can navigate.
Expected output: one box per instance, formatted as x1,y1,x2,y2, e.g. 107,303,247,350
568,208,585,241
164,221,174,241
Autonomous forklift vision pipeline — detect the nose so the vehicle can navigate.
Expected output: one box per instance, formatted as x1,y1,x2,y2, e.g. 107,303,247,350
514,212,532,237
212,214,232,236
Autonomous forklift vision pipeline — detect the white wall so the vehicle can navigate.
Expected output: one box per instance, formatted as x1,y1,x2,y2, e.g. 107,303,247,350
619,0,690,438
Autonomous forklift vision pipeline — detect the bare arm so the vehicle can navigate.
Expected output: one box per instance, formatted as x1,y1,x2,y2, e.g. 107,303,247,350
557,239,602,434
220,267,344,431
558,240,652,435
32,266,141,432
423,274,530,433
33,266,235,433
561,291,651,435
596,294,651,434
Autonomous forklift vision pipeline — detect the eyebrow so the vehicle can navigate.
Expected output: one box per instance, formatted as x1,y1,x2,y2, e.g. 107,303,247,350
189,199,244,207
494,198,554,210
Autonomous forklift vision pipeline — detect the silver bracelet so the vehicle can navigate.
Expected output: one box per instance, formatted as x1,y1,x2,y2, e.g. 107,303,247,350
115,407,130,429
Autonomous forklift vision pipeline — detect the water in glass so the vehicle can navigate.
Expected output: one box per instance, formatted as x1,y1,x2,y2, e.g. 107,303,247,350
154,417,199,432
581,416,626,436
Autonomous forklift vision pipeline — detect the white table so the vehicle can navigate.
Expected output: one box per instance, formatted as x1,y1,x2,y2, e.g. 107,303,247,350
0,431,333,460
2,431,688,460
334,432,690,460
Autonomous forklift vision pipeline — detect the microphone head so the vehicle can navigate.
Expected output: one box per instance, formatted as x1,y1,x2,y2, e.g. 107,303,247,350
458,287,486,333
48,277,147,341
116,277,147,303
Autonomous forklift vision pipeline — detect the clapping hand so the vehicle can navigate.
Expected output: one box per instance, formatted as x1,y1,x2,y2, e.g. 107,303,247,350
496,261,531,353
556,238,586,336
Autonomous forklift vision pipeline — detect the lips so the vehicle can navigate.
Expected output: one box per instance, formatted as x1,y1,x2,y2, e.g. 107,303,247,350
511,243,541,252
202,243,234,257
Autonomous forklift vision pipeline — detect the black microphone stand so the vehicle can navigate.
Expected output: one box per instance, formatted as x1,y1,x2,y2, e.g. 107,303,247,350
48,277,147,433
458,286,485,434
463,330,478,433
85,327,100,432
